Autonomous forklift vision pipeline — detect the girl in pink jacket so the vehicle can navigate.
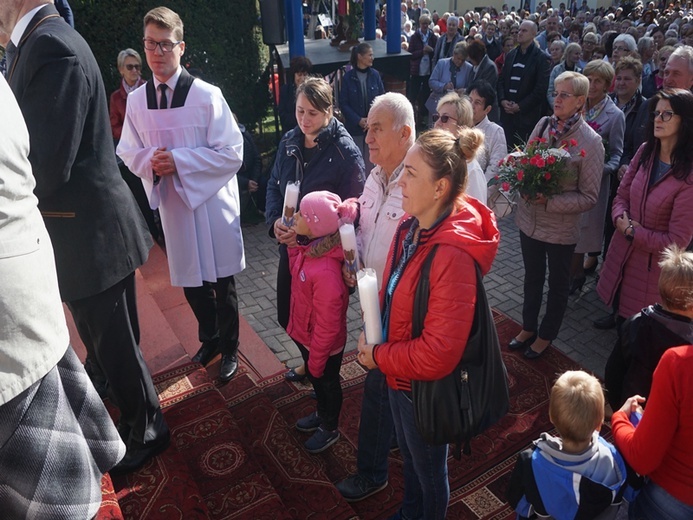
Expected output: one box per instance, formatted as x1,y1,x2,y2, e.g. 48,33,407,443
287,191,358,454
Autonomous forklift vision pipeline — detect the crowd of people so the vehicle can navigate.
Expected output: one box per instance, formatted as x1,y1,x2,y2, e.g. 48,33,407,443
2,0,693,518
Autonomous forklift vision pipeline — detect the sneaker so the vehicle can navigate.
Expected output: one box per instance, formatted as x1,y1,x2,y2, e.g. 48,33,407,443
296,411,321,432
335,474,389,502
304,427,340,453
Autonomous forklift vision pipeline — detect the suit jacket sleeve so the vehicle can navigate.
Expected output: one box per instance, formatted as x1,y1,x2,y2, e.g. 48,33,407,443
15,34,89,200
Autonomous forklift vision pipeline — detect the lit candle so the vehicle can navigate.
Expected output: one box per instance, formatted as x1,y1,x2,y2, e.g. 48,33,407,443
339,222,360,276
357,268,383,344
282,181,300,227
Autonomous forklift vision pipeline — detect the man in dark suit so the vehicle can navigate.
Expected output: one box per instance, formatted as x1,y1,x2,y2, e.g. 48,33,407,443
1,0,169,474
497,20,551,148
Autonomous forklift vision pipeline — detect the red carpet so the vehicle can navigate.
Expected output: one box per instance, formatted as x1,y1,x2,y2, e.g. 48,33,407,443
97,310,603,519
219,310,593,519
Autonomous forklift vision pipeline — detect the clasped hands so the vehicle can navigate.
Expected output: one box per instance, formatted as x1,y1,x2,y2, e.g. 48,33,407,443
151,147,177,177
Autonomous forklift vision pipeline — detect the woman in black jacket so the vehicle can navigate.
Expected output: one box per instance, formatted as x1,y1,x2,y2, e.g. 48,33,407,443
266,77,365,330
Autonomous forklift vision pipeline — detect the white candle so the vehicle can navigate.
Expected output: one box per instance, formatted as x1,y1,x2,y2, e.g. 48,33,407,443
282,181,300,227
357,268,383,344
339,222,360,276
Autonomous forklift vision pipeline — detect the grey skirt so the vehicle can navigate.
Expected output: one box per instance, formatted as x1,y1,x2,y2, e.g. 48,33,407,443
0,346,125,519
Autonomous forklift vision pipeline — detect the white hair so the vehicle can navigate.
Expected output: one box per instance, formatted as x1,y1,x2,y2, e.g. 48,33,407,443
370,92,416,148
614,33,637,51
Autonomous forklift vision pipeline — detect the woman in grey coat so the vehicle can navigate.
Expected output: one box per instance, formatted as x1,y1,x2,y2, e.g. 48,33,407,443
570,60,625,294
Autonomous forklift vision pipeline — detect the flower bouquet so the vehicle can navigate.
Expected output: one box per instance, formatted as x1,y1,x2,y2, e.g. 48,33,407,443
491,137,583,203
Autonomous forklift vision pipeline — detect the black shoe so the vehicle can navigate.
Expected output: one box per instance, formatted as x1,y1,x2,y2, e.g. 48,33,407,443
192,341,220,367
569,275,586,295
336,474,388,502
508,333,537,351
593,314,616,330
219,354,238,382
110,429,171,476
523,346,547,359
285,367,307,383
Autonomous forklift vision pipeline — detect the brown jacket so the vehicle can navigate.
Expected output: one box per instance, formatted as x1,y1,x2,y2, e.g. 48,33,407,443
515,116,604,245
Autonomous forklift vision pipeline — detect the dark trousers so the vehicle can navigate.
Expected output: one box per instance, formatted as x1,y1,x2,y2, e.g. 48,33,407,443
356,368,394,485
296,342,344,431
67,272,166,449
119,164,161,241
276,244,291,330
520,231,576,341
408,74,431,126
183,275,239,357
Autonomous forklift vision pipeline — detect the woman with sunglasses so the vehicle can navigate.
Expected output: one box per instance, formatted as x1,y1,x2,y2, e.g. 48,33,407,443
597,89,693,332
432,92,487,203
108,48,161,243
110,49,146,142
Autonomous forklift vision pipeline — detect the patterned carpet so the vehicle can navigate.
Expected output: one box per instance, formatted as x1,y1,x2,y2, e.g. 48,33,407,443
97,310,595,519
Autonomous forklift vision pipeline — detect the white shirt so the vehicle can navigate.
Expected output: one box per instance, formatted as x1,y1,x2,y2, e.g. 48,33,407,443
10,4,46,45
153,66,182,107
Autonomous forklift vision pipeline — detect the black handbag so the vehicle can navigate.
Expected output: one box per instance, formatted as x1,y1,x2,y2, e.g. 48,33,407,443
410,245,510,459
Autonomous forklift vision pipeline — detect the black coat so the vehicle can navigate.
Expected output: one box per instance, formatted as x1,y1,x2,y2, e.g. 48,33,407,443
265,117,365,233
470,54,500,123
7,4,151,301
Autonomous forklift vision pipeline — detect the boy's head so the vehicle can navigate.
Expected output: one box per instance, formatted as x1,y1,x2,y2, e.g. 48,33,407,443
549,371,604,445
658,244,693,315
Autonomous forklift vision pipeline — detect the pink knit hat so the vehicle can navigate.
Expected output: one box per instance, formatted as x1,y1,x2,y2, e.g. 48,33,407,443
299,191,357,237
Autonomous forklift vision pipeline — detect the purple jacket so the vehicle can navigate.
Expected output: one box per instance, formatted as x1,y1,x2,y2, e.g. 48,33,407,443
287,239,348,377
597,145,693,318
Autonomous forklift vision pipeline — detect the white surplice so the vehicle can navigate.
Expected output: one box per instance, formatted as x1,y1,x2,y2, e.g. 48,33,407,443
117,79,245,287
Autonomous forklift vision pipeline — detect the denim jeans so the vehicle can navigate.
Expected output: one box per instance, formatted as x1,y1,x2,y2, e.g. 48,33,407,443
356,368,394,485
630,480,693,520
389,388,449,520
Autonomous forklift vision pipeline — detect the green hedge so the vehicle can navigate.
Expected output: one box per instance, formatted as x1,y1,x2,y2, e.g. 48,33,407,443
73,0,269,127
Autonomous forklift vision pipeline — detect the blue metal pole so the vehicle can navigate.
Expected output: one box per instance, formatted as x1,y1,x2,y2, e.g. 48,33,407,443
286,0,305,58
364,0,376,40
386,0,400,54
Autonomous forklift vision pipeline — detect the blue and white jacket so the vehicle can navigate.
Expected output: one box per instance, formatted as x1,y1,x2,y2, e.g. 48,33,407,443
507,432,628,520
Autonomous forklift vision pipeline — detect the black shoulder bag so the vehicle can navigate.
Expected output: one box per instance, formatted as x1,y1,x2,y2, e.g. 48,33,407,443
410,245,510,460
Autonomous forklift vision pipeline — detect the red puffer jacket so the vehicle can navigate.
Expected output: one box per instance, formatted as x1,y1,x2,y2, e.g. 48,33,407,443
287,238,349,378
597,145,693,319
373,197,500,392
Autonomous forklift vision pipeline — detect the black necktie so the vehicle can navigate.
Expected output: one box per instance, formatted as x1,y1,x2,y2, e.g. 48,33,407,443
159,83,168,109
4,41,17,76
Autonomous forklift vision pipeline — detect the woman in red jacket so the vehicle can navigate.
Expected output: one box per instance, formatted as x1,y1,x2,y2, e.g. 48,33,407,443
612,345,693,519
596,89,693,329
358,128,500,520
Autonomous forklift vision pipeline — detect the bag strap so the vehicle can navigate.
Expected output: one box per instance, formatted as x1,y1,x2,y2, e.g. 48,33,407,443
412,245,439,339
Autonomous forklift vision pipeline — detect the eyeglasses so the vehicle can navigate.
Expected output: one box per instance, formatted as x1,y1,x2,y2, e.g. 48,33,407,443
652,110,675,122
125,64,141,71
432,114,458,124
552,91,577,100
143,39,182,53
612,45,629,52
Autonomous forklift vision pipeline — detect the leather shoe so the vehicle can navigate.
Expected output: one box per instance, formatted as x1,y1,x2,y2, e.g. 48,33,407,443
192,341,219,366
508,333,537,351
285,367,307,383
110,430,171,476
219,354,238,382
593,314,616,330
523,346,547,359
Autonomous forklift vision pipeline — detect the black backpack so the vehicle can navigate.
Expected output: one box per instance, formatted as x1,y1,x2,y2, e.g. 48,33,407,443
410,245,510,459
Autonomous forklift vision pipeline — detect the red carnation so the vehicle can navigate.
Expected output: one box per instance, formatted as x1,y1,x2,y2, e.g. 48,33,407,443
517,170,524,181
538,137,547,143
547,155,556,165
502,182,510,191
570,139,578,147
544,172,551,180
580,149,586,157
536,157,546,168
520,157,529,165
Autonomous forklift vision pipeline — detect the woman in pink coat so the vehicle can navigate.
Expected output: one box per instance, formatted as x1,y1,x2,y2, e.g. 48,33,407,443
287,191,358,455
596,89,693,328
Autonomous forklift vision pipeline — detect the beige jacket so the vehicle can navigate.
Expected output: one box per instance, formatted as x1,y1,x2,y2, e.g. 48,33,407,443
515,116,604,245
